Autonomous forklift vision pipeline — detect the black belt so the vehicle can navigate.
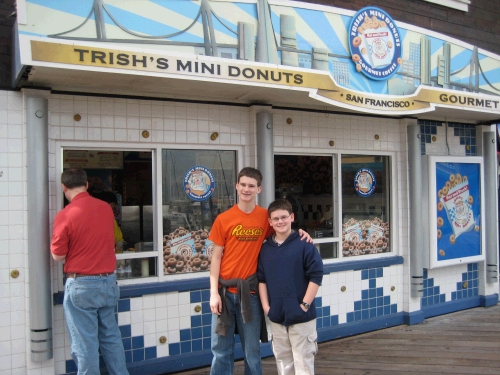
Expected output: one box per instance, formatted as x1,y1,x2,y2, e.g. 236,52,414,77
66,273,114,278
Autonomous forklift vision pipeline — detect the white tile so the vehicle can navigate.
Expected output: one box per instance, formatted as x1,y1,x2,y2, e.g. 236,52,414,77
118,311,131,325
143,308,156,322
130,310,143,324
144,333,157,348
178,292,190,305
167,317,179,331
179,315,190,329
155,319,168,332
167,329,180,343
156,343,169,358
131,322,144,337
10,338,25,354
11,353,26,369
142,295,155,309
143,320,156,335
130,297,143,311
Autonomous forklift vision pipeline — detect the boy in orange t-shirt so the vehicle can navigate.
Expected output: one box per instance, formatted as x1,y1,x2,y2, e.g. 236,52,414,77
208,167,311,375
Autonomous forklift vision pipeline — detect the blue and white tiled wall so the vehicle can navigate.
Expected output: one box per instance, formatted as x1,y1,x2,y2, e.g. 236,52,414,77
57,264,403,374
419,120,477,156
421,263,479,309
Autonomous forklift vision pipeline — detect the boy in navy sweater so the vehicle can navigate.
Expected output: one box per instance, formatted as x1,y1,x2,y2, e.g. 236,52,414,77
257,199,323,375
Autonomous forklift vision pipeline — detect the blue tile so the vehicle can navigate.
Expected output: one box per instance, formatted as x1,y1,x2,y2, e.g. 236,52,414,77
451,292,457,300
133,348,144,362
119,325,131,338
472,279,478,288
202,313,212,326
376,268,383,278
462,273,468,281
456,290,463,299
315,297,322,307
376,307,383,316
361,309,369,319
369,269,376,279
203,337,211,350
468,272,473,280
316,307,322,317
454,128,459,136
473,271,478,279
169,343,180,356
180,329,191,341
369,298,376,308
369,279,376,289
192,339,203,352
473,288,478,296
323,306,330,316
361,269,369,280
331,315,339,325
316,319,322,329
192,327,203,340
362,290,369,299
145,346,157,360
423,288,428,298
377,297,383,306
354,311,361,321
203,325,212,337
347,312,354,323
383,296,390,306
181,341,191,354
431,126,437,135
361,300,368,309
202,302,211,314
428,278,433,287
323,317,331,327
391,304,397,314
132,336,144,349
440,294,445,303
354,301,361,311
376,287,383,297
434,295,440,304
118,299,131,312
190,291,201,304
201,289,211,302
472,263,478,271
125,350,133,363
191,315,202,327
456,282,462,291
423,279,428,288
369,308,377,318
422,297,428,307
122,337,132,351
433,286,439,295
66,360,77,373
384,305,390,315
425,135,431,143
423,269,428,278
369,289,376,298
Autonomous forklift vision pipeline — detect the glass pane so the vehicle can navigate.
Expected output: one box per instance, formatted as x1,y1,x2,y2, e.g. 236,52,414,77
63,150,157,279
274,155,337,259
116,257,157,279
341,155,391,257
162,150,237,275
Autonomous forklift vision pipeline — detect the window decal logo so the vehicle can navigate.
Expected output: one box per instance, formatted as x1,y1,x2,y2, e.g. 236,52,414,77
184,166,216,201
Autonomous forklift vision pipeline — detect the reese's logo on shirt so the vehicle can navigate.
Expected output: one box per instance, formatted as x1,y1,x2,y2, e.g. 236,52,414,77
231,224,264,241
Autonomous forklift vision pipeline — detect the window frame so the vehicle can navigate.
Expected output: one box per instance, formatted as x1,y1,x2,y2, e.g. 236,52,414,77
274,148,399,265
55,141,244,290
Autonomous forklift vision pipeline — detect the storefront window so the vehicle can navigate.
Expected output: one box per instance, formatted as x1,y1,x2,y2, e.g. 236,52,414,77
161,150,236,275
341,155,391,257
62,150,157,280
274,155,337,259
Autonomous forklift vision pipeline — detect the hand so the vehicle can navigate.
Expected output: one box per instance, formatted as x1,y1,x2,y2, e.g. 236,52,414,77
298,229,314,244
263,305,270,315
210,292,222,315
300,304,308,312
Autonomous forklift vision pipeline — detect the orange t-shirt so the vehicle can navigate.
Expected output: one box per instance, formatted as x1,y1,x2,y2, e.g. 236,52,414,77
209,204,274,293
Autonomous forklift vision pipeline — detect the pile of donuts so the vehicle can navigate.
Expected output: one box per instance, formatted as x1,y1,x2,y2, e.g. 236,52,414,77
275,156,332,195
163,227,212,274
342,217,390,257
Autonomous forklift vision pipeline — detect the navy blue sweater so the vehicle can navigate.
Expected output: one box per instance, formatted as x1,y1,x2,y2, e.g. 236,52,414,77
257,231,323,327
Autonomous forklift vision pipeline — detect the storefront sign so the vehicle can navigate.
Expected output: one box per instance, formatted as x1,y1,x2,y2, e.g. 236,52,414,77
63,150,123,169
349,7,402,80
184,166,216,201
427,156,484,268
30,41,500,116
354,168,376,197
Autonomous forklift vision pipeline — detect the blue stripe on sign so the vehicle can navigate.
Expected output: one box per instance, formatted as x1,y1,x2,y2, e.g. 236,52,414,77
104,4,203,43
294,7,348,56
28,0,94,18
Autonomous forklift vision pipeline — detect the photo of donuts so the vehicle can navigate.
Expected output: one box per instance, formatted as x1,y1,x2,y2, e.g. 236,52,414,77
163,227,212,274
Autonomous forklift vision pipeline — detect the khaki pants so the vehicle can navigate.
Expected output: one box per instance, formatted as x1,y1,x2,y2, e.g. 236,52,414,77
269,319,318,375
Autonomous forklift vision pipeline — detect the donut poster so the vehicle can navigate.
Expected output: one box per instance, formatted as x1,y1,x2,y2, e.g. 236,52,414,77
434,161,482,265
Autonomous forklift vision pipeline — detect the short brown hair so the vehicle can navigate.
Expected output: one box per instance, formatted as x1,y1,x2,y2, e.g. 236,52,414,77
268,198,293,217
61,168,87,189
237,167,263,186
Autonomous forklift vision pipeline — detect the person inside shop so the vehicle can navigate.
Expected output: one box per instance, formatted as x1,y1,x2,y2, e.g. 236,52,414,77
50,168,129,375
92,190,124,253
257,198,323,375
208,167,313,375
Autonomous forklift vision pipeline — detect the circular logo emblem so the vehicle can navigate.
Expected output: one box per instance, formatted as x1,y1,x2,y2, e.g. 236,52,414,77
354,168,376,197
184,166,216,202
348,7,402,80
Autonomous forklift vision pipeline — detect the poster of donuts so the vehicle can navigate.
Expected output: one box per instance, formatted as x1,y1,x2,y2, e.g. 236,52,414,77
163,227,213,274
433,160,483,266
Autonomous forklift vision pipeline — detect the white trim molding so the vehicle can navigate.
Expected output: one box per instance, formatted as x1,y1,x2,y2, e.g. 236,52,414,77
423,0,470,12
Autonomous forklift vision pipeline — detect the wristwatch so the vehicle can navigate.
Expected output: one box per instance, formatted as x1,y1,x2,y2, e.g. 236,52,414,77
301,301,311,309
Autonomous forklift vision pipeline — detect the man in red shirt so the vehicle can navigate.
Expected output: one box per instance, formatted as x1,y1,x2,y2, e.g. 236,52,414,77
51,169,129,375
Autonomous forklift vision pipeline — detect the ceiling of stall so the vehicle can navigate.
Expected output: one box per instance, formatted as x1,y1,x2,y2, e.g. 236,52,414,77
23,65,500,124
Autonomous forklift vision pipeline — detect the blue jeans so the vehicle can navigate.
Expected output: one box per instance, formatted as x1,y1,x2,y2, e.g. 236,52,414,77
210,292,262,375
63,274,129,375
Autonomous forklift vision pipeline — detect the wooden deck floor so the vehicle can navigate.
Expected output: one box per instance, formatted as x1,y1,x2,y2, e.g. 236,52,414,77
170,304,500,375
